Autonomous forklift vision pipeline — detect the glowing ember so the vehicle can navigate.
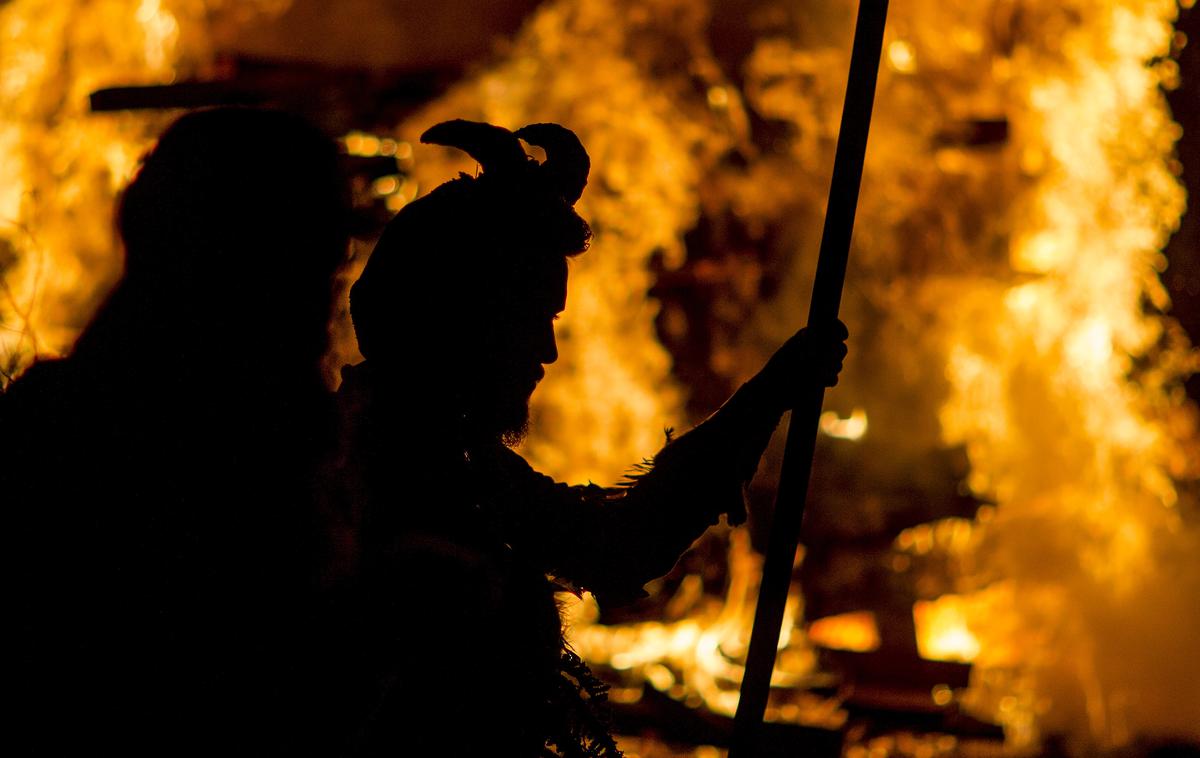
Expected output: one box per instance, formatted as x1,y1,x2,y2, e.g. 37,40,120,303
912,595,981,663
806,610,881,653
819,407,869,441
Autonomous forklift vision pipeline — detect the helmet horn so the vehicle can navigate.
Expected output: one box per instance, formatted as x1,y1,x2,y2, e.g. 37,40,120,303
514,123,590,204
420,120,528,177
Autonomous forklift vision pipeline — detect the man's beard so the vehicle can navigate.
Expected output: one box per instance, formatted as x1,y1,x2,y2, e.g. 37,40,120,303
463,381,534,447
499,415,531,448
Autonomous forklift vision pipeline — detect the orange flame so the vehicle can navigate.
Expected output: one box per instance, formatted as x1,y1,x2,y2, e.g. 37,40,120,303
4,1,1198,752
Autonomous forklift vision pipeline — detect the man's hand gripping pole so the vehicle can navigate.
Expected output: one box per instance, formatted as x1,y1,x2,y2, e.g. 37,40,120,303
729,2,890,756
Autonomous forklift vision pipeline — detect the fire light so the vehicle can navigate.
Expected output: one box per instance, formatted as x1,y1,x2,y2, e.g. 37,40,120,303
807,611,882,653
913,595,981,664
819,407,869,440
3,0,1198,752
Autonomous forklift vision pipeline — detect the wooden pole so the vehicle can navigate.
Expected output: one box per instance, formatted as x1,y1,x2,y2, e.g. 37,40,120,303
728,2,889,756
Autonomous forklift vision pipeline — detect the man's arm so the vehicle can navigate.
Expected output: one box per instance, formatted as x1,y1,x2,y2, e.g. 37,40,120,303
487,322,849,605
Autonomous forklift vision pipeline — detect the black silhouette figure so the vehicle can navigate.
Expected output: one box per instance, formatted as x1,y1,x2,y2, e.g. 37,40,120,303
2,107,353,755
333,119,848,757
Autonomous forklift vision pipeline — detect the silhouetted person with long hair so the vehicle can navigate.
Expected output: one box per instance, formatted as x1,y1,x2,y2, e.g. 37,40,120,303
3,107,352,755
335,120,847,756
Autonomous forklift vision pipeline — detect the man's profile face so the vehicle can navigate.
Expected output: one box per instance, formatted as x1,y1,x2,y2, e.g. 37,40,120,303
459,255,568,445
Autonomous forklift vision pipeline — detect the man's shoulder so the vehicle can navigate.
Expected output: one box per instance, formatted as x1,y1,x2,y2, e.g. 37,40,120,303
5,357,71,391
475,441,543,481
478,444,611,506
1,358,81,420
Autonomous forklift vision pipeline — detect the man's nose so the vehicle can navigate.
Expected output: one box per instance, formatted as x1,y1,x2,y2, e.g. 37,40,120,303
539,321,559,365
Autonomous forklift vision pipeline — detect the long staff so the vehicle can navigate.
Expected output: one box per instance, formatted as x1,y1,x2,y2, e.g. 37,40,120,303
728,2,890,756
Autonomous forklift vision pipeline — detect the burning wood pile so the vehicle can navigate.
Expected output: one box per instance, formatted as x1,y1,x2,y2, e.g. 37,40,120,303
2,0,1198,755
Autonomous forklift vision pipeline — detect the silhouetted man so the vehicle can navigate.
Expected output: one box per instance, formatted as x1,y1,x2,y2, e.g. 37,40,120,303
3,107,352,755
335,120,848,757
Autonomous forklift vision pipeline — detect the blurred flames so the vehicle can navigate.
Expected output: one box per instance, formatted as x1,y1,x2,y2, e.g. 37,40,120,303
3,0,1199,752
928,0,1200,748
912,595,981,663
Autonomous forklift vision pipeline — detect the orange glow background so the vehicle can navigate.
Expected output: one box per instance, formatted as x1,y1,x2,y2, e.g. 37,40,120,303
2,0,1198,753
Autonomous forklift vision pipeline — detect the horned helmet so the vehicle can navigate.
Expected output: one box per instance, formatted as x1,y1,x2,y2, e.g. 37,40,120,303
350,120,591,362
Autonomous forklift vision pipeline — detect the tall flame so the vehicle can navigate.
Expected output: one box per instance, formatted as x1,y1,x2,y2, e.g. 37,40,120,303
934,0,1200,748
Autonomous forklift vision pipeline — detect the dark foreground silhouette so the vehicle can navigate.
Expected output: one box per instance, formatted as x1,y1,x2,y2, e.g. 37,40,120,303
2,111,845,757
332,119,847,757
2,107,356,755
